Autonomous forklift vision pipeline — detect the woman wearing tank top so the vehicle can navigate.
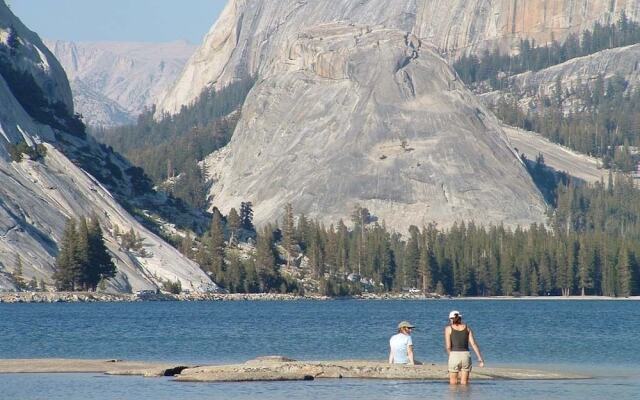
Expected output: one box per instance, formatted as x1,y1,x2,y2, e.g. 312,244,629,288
444,310,485,385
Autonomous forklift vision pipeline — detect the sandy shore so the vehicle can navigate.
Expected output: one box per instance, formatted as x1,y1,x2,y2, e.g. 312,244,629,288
0,357,589,382
0,291,637,303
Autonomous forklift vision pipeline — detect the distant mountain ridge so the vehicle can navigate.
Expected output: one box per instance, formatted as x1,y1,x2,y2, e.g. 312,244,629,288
45,39,196,127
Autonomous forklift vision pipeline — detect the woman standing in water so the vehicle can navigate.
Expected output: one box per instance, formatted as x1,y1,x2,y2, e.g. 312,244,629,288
444,310,484,385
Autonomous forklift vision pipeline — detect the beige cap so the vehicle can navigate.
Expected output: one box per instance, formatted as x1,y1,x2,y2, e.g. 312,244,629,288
397,321,416,329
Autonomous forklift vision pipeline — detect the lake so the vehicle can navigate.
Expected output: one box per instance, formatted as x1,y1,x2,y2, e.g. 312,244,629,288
0,299,638,399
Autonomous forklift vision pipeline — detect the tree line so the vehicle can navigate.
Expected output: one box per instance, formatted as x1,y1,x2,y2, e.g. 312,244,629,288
181,170,639,297
454,12,640,88
54,216,117,291
180,202,304,294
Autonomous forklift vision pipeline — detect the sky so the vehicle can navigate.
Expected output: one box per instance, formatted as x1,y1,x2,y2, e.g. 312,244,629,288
9,0,227,44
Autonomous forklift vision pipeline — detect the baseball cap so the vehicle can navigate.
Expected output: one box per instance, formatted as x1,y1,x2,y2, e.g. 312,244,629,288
448,310,462,319
397,321,416,329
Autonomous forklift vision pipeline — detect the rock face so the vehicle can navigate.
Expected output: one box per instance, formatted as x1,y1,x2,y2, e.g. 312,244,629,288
0,1,217,293
504,126,608,184
0,2,72,113
154,0,640,230
157,0,640,116
480,43,640,114
205,23,546,229
45,40,196,127
414,0,640,56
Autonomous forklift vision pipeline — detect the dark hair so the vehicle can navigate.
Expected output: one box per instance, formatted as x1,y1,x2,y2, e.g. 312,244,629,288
450,314,462,323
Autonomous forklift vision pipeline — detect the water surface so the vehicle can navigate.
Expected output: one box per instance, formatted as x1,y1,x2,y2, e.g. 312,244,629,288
0,300,637,399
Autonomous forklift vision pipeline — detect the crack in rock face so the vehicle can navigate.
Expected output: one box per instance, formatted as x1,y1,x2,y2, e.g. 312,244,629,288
208,24,547,231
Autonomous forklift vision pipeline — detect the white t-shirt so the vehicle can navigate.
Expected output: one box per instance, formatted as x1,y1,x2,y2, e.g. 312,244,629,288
389,333,413,364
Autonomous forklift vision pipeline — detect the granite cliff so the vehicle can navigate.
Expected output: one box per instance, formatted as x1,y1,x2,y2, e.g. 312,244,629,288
202,20,547,229
0,1,217,293
158,0,640,116
153,0,640,230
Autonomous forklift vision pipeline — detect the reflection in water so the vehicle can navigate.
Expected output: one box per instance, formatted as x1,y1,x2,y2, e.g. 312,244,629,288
447,384,471,400
0,374,639,400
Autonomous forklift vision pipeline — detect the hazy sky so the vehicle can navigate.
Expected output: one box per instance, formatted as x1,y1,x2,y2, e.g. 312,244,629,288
9,0,227,44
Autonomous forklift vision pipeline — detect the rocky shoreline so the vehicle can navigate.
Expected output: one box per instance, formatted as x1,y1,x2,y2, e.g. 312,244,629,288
0,291,329,303
0,291,637,304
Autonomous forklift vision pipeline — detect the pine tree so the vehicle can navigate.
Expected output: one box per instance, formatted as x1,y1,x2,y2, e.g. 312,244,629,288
324,224,338,275
418,237,436,294
226,252,246,293
529,266,540,296
240,202,255,232
255,225,278,292
336,220,349,274
12,254,25,290
281,203,295,267
243,259,260,293
208,210,226,281
350,206,371,275
54,218,79,291
617,245,633,297
308,223,325,278
402,226,420,289
54,217,116,292
75,218,91,290
538,253,553,295
227,207,241,244
87,216,117,290
578,237,595,296
296,213,310,251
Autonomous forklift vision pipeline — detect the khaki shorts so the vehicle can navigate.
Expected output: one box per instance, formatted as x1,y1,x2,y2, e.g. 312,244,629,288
448,351,472,373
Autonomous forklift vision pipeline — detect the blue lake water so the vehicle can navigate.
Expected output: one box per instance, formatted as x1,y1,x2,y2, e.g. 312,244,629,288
0,299,638,399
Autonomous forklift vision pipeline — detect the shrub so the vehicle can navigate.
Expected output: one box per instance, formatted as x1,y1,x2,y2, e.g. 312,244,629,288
162,279,182,294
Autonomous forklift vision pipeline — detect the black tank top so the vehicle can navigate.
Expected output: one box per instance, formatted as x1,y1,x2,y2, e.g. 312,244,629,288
450,326,469,351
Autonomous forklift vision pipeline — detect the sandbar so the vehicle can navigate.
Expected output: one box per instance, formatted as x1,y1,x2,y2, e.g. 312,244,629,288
0,356,589,382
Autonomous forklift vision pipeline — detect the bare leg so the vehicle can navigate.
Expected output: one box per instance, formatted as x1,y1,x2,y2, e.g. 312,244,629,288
460,371,470,385
449,372,458,385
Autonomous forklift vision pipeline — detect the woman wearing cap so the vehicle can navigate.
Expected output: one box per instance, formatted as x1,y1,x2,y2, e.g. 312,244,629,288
444,311,484,384
389,321,415,365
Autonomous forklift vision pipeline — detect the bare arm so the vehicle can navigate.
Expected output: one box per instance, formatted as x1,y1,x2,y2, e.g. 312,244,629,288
444,326,451,355
407,345,415,365
468,328,485,367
